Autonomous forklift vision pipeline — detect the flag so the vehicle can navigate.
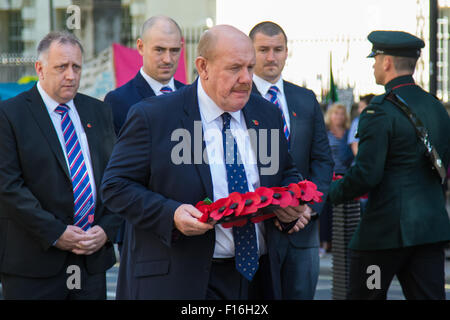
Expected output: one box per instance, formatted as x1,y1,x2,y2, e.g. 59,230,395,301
326,52,338,103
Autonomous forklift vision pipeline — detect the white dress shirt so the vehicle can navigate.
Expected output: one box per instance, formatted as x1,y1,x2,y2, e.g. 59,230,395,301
140,67,176,95
197,80,267,258
37,82,97,204
253,74,291,132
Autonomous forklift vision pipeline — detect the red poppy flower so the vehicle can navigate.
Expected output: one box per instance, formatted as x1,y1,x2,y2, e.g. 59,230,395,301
240,192,261,215
250,213,276,223
254,187,274,208
197,204,211,223
227,192,245,216
209,197,232,221
270,187,293,208
298,180,318,202
222,219,248,228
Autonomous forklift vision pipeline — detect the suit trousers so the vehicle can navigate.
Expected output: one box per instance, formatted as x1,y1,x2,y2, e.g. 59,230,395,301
1,253,107,300
277,235,320,299
348,242,447,300
206,254,272,300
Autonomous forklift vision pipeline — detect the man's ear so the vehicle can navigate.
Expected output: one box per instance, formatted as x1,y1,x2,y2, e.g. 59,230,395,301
383,55,393,72
195,56,208,80
35,60,44,80
136,38,144,57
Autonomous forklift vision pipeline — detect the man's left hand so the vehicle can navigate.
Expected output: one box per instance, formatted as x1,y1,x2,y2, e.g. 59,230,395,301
71,225,108,255
274,205,312,233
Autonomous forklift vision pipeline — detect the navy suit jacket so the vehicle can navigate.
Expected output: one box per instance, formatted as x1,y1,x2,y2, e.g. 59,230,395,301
101,80,302,299
252,80,334,247
104,71,185,135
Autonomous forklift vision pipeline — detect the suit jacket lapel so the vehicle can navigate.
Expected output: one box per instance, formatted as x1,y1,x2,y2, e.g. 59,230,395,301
283,80,300,146
25,85,71,181
242,100,270,188
180,80,214,201
134,71,155,99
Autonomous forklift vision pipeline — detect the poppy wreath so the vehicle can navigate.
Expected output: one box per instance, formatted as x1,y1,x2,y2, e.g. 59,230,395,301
196,180,323,228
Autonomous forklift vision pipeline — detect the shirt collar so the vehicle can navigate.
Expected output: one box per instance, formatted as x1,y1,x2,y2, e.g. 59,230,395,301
140,67,175,94
197,79,242,125
384,75,415,92
37,81,75,113
253,74,284,97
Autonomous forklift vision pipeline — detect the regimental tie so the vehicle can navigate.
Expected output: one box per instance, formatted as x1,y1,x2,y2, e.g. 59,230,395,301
267,85,290,145
221,112,259,281
55,104,95,231
160,86,173,94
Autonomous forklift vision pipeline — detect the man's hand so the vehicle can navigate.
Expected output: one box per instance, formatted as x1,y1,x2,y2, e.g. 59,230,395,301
54,225,89,251
274,204,308,223
71,225,108,255
274,205,312,234
174,204,214,236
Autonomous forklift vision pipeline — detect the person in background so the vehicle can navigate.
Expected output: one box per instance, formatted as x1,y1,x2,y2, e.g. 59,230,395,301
319,103,352,255
329,30,450,299
0,31,121,299
348,94,375,157
104,15,185,254
249,21,333,300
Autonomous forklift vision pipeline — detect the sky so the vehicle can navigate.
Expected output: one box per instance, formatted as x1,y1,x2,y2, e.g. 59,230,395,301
216,0,427,101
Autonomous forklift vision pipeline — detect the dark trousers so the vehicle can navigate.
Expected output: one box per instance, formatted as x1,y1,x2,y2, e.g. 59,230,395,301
1,253,106,300
348,242,447,300
206,254,273,300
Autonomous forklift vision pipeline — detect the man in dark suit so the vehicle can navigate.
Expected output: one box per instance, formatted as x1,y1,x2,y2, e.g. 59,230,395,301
0,31,121,299
104,16,185,253
249,21,334,299
104,15,185,135
101,25,311,300
329,31,450,299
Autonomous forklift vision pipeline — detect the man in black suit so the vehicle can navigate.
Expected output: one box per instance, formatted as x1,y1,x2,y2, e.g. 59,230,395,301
249,21,334,299
104,15,185,135
104,16,185,253
101,25,311,299
0,31,121,299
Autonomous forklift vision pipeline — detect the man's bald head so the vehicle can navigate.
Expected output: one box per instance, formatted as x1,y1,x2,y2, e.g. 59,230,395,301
197,25,253,62
195,25,255,112
141,15,182,40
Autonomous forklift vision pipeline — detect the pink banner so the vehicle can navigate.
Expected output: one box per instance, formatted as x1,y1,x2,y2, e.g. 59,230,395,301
112,42,187,88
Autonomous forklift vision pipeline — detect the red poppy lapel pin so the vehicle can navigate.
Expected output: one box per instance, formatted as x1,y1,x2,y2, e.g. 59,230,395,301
87,123,92,128
252,120,259,126
292,111,297,117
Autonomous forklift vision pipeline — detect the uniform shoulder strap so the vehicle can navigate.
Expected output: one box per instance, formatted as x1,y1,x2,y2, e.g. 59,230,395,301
385,91,446,184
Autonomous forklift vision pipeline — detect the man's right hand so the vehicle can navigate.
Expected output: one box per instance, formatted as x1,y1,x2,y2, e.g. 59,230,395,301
174,204,214,236
54,225,89,251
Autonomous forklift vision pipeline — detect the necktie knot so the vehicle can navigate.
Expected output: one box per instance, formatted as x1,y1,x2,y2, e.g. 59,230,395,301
221,112,232,130
160,86,173,94
268,85,279,96
55,104,70,117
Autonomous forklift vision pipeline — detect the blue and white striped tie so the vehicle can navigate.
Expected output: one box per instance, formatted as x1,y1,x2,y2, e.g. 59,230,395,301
55,104,95,231
160,86,173,94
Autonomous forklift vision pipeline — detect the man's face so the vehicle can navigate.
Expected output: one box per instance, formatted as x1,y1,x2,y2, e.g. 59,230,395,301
138,26,182,84
252,32,288,83
372,54,386,85
35,42,82,104
201,38,256,112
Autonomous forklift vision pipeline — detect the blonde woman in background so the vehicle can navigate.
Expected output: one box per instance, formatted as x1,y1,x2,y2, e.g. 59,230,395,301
320,103,353,256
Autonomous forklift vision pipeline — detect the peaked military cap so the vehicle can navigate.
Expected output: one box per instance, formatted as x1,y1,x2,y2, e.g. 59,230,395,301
367,30,425,58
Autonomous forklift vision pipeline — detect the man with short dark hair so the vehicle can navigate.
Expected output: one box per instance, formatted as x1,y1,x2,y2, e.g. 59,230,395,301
249,21,334,300
329,30,450,300
0,31,122,299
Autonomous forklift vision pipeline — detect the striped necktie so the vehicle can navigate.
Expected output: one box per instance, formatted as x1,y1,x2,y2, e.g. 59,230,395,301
160,86,173,94
267,85,290,144
221,112,259,281
55,104,95,231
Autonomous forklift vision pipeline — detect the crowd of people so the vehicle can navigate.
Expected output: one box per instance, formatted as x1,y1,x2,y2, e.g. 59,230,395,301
0,15,449,300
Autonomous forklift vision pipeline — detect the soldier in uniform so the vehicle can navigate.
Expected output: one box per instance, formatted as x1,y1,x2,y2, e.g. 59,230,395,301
328,30,450,300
